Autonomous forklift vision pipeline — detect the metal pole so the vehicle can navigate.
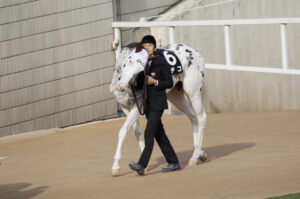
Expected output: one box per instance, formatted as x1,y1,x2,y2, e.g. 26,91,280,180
113,28,121,61
112,0,117,21
280,23,289,70
224,25,232,66
167,26,175,115
168,26,175,44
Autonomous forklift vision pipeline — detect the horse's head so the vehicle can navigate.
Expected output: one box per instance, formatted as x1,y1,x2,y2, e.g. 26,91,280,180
116,44,148,92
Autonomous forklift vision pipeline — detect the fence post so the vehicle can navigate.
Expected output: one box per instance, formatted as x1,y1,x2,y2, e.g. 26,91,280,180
113,28,121,61
169,26,175,44
280,23,289,70
167,26,175,115
224,25,232,66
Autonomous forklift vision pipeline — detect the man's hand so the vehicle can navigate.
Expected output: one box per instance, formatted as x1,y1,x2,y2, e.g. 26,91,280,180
146,76,158,85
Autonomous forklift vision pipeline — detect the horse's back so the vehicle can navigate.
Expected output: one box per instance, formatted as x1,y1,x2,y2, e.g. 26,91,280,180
161,43,205,72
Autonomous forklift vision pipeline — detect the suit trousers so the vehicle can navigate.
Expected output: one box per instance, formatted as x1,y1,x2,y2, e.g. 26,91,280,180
138,108,179,168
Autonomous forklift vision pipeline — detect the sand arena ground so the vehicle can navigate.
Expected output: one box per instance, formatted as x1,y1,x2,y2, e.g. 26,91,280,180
1,110,300,199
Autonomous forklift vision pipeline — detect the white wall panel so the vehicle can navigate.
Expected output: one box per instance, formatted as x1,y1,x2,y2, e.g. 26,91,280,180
0,34,113,77
0,0,117,136
0,0,38,8
0,3,113,42
1,51,114,94
0,0,110,24
1,18,113,59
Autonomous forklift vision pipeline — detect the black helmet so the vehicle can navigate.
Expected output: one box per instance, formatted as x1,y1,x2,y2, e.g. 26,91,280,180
141,35,156,48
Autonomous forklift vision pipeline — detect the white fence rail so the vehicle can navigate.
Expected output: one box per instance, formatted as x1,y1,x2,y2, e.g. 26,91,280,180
112,18,300,75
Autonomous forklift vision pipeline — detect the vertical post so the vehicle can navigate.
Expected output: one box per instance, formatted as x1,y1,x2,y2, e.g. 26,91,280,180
224,25,232,66
167,26,175,115
112,0,117,21
112,0,120,22
113,27,121,61
280,23,289,70
168,26,175,44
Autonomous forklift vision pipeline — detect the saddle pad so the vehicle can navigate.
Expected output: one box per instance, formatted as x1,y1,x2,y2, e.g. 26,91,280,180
156,49,183,74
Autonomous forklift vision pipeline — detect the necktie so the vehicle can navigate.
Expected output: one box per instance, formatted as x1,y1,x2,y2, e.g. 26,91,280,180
142,61,151,114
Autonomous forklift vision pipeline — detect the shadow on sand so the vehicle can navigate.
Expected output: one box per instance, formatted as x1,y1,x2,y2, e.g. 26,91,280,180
149,142,255,171
0,183,48,199
115,142,255,177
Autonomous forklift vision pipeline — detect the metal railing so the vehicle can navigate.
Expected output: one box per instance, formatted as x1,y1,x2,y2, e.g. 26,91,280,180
112,18,300,75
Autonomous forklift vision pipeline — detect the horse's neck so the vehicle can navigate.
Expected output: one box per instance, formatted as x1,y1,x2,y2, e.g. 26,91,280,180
110,48,133,91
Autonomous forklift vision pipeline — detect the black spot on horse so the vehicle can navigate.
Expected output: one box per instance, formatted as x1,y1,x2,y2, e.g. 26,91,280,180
176,44,184,51
164,45,171,49
201,71,205,77
185,48,194,67
185,49,192,54
175,81,183,91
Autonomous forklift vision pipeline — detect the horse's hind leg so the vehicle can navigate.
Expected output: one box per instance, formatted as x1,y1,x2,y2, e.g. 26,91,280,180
167,88,200,152
183,78,207,165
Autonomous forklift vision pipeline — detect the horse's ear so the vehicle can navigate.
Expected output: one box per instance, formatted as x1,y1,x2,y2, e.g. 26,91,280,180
135,42,143,53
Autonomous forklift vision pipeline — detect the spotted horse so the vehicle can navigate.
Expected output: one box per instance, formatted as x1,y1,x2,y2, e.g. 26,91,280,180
110,43,209,176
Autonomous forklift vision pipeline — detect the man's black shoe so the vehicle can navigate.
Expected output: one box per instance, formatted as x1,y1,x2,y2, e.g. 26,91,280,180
162,163,181,172
129,161,144,175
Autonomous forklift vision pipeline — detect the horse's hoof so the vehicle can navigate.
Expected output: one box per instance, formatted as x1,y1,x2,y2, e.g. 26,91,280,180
112,169,120,177
188,159,199,166
199,152,207,162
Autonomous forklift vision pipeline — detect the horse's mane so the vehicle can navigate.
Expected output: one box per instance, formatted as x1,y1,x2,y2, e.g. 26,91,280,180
126,42,138,48
126,42,143,53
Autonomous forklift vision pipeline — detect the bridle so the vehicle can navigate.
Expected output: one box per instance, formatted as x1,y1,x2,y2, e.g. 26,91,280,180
128,54,158,115
129,71,148,115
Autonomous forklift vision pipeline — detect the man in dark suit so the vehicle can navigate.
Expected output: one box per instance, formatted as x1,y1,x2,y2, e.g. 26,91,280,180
129,35,180,175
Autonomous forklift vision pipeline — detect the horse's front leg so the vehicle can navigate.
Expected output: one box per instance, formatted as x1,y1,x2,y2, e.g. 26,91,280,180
132,120,145,152
119,106,144,152
112,105,140,176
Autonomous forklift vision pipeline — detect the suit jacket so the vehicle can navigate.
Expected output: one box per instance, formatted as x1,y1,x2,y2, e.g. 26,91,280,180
146,51,173,111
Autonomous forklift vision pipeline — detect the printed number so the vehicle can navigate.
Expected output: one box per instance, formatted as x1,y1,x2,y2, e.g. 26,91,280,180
170,67,175,74
177,65,183,72
163,51,176,66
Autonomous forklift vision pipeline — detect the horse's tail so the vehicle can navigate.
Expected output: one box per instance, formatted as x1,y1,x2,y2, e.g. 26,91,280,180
202,73,210,113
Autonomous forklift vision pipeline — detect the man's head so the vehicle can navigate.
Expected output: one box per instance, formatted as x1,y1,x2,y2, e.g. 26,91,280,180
141,35,156,56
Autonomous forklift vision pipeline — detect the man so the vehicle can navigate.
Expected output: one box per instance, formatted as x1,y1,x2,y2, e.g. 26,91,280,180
129,35,180,175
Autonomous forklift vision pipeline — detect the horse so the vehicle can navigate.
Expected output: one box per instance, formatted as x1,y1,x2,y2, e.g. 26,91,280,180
110,42,209,176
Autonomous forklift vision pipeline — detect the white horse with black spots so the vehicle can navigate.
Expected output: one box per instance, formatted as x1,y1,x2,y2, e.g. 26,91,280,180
110,43,209,176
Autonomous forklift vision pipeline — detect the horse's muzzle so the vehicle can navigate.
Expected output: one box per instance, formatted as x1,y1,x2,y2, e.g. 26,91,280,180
116,82,126,92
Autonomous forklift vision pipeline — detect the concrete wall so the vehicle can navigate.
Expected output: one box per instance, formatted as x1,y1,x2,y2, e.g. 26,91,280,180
0,0,118,136
144,0,300,113
172,0,300,69
114,0,180,46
